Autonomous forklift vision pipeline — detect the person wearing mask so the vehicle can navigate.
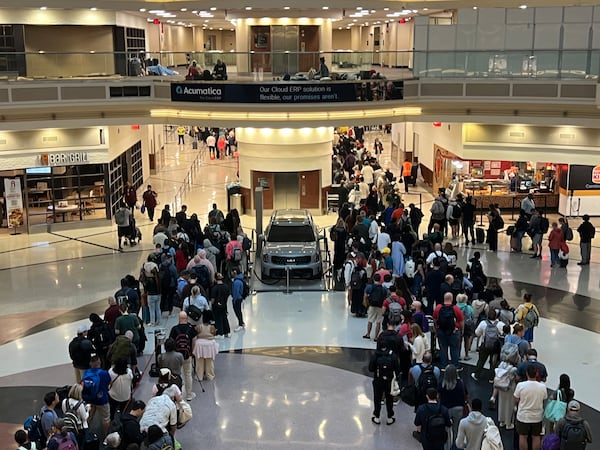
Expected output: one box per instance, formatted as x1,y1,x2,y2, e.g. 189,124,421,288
455,398,488,450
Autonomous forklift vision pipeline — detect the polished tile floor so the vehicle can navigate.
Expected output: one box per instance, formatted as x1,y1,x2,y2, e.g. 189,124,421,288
1,132,599,449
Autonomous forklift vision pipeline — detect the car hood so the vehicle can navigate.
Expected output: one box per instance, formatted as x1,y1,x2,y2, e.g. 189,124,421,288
264,242,316,255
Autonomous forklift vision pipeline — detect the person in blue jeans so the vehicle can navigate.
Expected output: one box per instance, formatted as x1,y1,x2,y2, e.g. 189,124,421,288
433,292,464,368
231,270,246,332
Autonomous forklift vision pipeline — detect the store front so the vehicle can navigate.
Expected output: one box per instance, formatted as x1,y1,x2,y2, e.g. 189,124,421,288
0,140,144,234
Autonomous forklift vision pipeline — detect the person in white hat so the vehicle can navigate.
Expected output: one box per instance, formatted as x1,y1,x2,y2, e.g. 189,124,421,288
68,324,93,383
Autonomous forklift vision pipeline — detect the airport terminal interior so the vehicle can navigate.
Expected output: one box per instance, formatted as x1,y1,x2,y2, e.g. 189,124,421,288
1,1,600,449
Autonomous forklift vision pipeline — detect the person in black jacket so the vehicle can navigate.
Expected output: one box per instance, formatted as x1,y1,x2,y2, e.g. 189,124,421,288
68,325,94,383
88,313,115,370
119,400,146,450
368,341,400,425
159,204,171,226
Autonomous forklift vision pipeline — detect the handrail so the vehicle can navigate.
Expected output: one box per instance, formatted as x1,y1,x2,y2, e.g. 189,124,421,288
172,150,203,213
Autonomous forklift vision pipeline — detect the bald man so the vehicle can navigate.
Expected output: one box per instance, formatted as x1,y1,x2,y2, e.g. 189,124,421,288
169,312,197,401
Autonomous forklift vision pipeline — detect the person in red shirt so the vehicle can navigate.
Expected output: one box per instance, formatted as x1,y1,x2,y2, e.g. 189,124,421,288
432,292,464,367
547,222,564,268
390,203,404,222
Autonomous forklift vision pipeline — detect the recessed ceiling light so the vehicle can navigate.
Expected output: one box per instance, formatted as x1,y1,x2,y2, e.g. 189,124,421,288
519,4,527,8
383,7,389,10
356,6,363,10
322,6,329,10
371,10,376,13
180,8,187,12
245,6,252,10
412,9,418,13
353,19,357,22
219,27,223,30
205,20,209,22
338,26,342,29
210,7,217,11
346,26,350,29
230,28,234,31
139,8,146,12
40,6,47,10
423,7,429,11
284,6,290,9
209,27,214,30
473,6,478,9
90,7,97,11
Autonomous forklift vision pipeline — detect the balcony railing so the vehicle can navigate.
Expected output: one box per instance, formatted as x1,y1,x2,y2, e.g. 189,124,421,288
0,49,599,81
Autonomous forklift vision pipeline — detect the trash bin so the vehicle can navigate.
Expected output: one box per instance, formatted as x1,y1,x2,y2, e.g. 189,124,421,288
230,193,244,215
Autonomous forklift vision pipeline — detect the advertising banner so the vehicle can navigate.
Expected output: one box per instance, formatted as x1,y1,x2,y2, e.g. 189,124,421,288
171,81,403,103
4,178,24,228
568,165,600,190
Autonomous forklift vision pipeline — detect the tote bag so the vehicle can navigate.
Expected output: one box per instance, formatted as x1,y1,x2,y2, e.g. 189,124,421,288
543,389,566,423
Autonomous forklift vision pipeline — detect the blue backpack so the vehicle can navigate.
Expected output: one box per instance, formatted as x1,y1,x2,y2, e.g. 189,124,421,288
24,412,47,448
81,370,103,403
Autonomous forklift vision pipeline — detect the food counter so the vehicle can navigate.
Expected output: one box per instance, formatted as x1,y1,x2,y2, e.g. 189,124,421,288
462,179,558,213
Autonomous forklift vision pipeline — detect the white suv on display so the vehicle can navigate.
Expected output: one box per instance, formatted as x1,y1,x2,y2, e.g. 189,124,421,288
260,209,323,279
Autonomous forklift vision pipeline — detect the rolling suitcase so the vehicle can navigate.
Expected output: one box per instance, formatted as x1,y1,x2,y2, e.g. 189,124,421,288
476,227,485,244
192,140,198,150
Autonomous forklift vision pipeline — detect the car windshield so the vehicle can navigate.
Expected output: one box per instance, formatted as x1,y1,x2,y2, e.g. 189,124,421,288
267,224,315,242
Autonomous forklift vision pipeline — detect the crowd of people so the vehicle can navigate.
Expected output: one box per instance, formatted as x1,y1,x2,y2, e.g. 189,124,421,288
16,200,252,450
328,154,594,449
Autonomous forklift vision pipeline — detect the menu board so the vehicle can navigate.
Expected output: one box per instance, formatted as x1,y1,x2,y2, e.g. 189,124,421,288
4,178,24,228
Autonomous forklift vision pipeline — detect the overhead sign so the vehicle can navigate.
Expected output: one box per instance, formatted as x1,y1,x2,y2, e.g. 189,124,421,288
40,152,89,166
569,164,600,190
171,82,394,103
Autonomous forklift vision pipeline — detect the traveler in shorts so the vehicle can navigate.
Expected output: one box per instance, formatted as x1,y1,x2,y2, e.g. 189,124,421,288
514,364,547,450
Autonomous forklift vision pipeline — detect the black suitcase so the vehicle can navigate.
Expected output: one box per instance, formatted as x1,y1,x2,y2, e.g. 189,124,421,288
476,227,485,244
192,140,198,150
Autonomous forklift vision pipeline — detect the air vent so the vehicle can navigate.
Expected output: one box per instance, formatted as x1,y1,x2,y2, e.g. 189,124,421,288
0,138,6,145
42,136,58,143
509,131,525,137
559,133,575,139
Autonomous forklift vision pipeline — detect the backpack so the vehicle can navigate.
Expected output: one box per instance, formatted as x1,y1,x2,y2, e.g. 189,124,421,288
493,215,505,230
425,404,448,443
368,285,386,308
459,304,475,335
523,306,539,329
437,305,457,335
565,227,574,241
350,266,365,290
542,434,561,450
484,320,501,351
51,433,77,450
481,419,504,450
242,236,252,251
24,413,47,448
540,217,550,233
560,420,587,450
174,329,191,359
62,399,84,434
388,299,403,324
115,208,128,226
159,265,171,290
451,203,462,219
92,322,115,352
241,279,250,300
81,370,103,403
192,264,211,290
232,246,243,262
417,365,438,398
375,351,395,381
500,341,521,366
493,361,514,391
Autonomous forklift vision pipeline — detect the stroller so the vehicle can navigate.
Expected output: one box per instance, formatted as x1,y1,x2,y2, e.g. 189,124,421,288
123,217,142,246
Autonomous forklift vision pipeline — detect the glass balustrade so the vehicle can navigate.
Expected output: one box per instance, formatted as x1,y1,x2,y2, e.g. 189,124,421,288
0,50,598,81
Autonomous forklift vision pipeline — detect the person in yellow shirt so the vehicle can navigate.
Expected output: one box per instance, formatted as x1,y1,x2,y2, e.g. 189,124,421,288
402,159,412,193
177,126,186,145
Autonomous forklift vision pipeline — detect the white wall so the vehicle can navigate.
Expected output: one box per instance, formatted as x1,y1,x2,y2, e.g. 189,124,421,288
236,127,333,190
412,122,464,172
